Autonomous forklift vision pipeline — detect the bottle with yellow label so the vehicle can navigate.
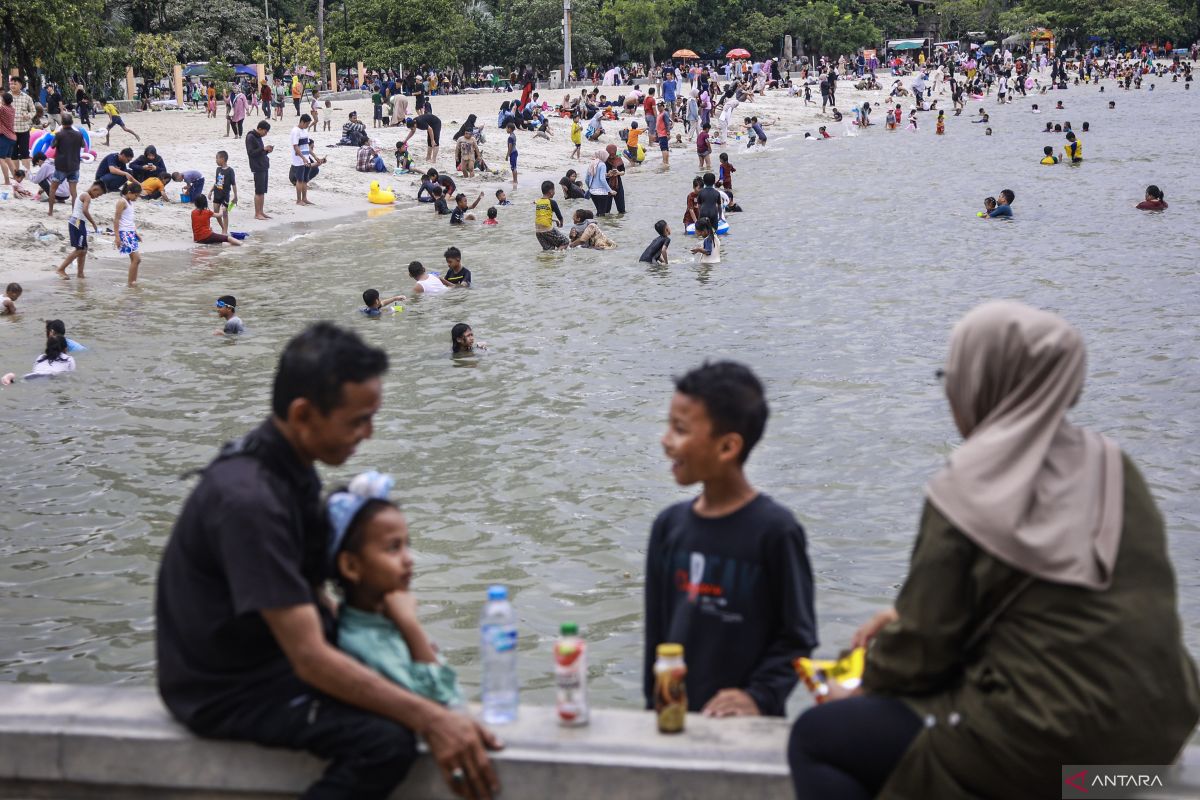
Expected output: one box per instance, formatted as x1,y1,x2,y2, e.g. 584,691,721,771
654,643,687,733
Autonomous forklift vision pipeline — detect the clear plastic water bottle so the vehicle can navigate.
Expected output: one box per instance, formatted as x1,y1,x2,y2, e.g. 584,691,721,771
480,585,519,724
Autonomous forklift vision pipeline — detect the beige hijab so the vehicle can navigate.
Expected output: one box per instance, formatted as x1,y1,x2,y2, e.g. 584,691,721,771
926,301,1124,590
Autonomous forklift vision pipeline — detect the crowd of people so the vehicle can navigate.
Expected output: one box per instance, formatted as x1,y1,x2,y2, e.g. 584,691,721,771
1,40,1197,800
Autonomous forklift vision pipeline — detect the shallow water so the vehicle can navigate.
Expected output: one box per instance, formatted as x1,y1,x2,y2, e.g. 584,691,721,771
1,83,1198,712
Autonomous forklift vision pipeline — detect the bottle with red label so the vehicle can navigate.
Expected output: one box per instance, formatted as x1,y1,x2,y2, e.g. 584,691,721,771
554,622,589,726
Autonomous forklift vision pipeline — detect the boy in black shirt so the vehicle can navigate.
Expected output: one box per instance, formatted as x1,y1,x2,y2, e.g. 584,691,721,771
644,361,817,717
210,150,237,235
443,246,472,287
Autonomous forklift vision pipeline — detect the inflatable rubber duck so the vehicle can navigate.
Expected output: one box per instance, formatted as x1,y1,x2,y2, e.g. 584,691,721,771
368,181,396,205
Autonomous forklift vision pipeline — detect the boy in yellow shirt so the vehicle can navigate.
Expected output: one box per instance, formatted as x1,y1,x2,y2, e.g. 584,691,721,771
103,102,141,146
570,113,582,160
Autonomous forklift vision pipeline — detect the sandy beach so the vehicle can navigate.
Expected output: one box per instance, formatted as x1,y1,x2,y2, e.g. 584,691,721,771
0,78,896,287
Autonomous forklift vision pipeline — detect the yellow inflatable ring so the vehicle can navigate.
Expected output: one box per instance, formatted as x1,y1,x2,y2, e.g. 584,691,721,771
368,180,396,205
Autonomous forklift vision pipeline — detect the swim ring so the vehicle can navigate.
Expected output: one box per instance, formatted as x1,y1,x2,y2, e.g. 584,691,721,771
368,180,396,205
685,220,730,236
31,127,94,161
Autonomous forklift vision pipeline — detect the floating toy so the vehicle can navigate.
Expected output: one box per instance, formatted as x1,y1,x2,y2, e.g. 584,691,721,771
794,648,865,704
230,232,248,240
368,180,396,205
685,219,730,236
30,127,95,162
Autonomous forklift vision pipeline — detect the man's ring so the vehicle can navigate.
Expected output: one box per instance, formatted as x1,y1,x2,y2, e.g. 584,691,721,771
451,768,466,783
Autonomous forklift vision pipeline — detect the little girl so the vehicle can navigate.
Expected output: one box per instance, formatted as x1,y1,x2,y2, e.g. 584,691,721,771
936,110,945,135
451,323,487,354
113,182,141,286
907,109,918,131
326,472,464,708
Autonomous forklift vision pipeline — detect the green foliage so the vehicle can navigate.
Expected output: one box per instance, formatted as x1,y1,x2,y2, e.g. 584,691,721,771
610,0,672,61
0,0,110,91
496,0,612,69
861,0,917,36
130,32,182,82
254,22,320,73
787,2,880,58
328,0,471,68
207,59,236,89
170,1,266,63
726,10,785,58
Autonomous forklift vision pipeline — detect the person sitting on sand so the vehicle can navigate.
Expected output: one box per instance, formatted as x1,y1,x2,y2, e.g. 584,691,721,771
340,112,369,147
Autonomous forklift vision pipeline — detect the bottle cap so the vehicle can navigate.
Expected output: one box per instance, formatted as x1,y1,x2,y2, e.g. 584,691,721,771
560,622,578,635
657,643,683,658
487,585,508,601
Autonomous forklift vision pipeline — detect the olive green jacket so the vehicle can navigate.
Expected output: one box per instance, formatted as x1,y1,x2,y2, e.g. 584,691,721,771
864,454,1199,799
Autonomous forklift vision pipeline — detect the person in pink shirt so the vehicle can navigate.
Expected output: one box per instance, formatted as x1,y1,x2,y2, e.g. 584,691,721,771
0,92,16,185
230,87,248,138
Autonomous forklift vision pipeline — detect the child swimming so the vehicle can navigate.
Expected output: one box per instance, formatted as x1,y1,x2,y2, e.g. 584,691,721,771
450,323,487,354
1136,185,1168,211
361,288,406,316
639,220,671,265
325,472,464,708
483,207,499,226
1040,146,1059,165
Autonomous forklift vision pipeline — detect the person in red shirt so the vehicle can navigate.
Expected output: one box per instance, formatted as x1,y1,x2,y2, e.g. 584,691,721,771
191,195,240,245
643,87,657,132
1135,184,1168,210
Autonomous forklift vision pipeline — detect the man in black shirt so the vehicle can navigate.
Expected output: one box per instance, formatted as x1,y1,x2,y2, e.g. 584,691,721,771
156,322,500,800
47,112,84,215
245,120,273,221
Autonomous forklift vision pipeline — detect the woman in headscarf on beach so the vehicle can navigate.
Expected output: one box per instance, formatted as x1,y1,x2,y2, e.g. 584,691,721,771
585,149,613,216
604,143,626,214
787,300,1200,800
584,109,605,142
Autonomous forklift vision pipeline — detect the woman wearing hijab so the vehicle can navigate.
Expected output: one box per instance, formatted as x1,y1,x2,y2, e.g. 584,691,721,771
604,143,626,214
584,109,605,141
585,149,613,215
788,301,1200,800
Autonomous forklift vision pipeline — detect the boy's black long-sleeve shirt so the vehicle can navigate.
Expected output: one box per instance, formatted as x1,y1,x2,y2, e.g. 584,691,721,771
643,494,817,717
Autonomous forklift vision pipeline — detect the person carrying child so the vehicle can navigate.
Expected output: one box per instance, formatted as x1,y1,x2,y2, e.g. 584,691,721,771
644,361,817,717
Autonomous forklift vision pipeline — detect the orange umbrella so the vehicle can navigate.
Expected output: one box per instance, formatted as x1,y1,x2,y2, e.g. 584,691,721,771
672,49,699,59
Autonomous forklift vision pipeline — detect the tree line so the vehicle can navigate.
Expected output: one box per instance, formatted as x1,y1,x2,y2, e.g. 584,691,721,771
1,0,1195,94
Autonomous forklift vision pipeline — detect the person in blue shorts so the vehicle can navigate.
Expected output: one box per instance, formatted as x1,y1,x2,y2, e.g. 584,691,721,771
505,122,518,188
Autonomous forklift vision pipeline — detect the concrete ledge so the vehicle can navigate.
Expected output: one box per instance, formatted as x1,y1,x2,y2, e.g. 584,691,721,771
0,684,790,799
